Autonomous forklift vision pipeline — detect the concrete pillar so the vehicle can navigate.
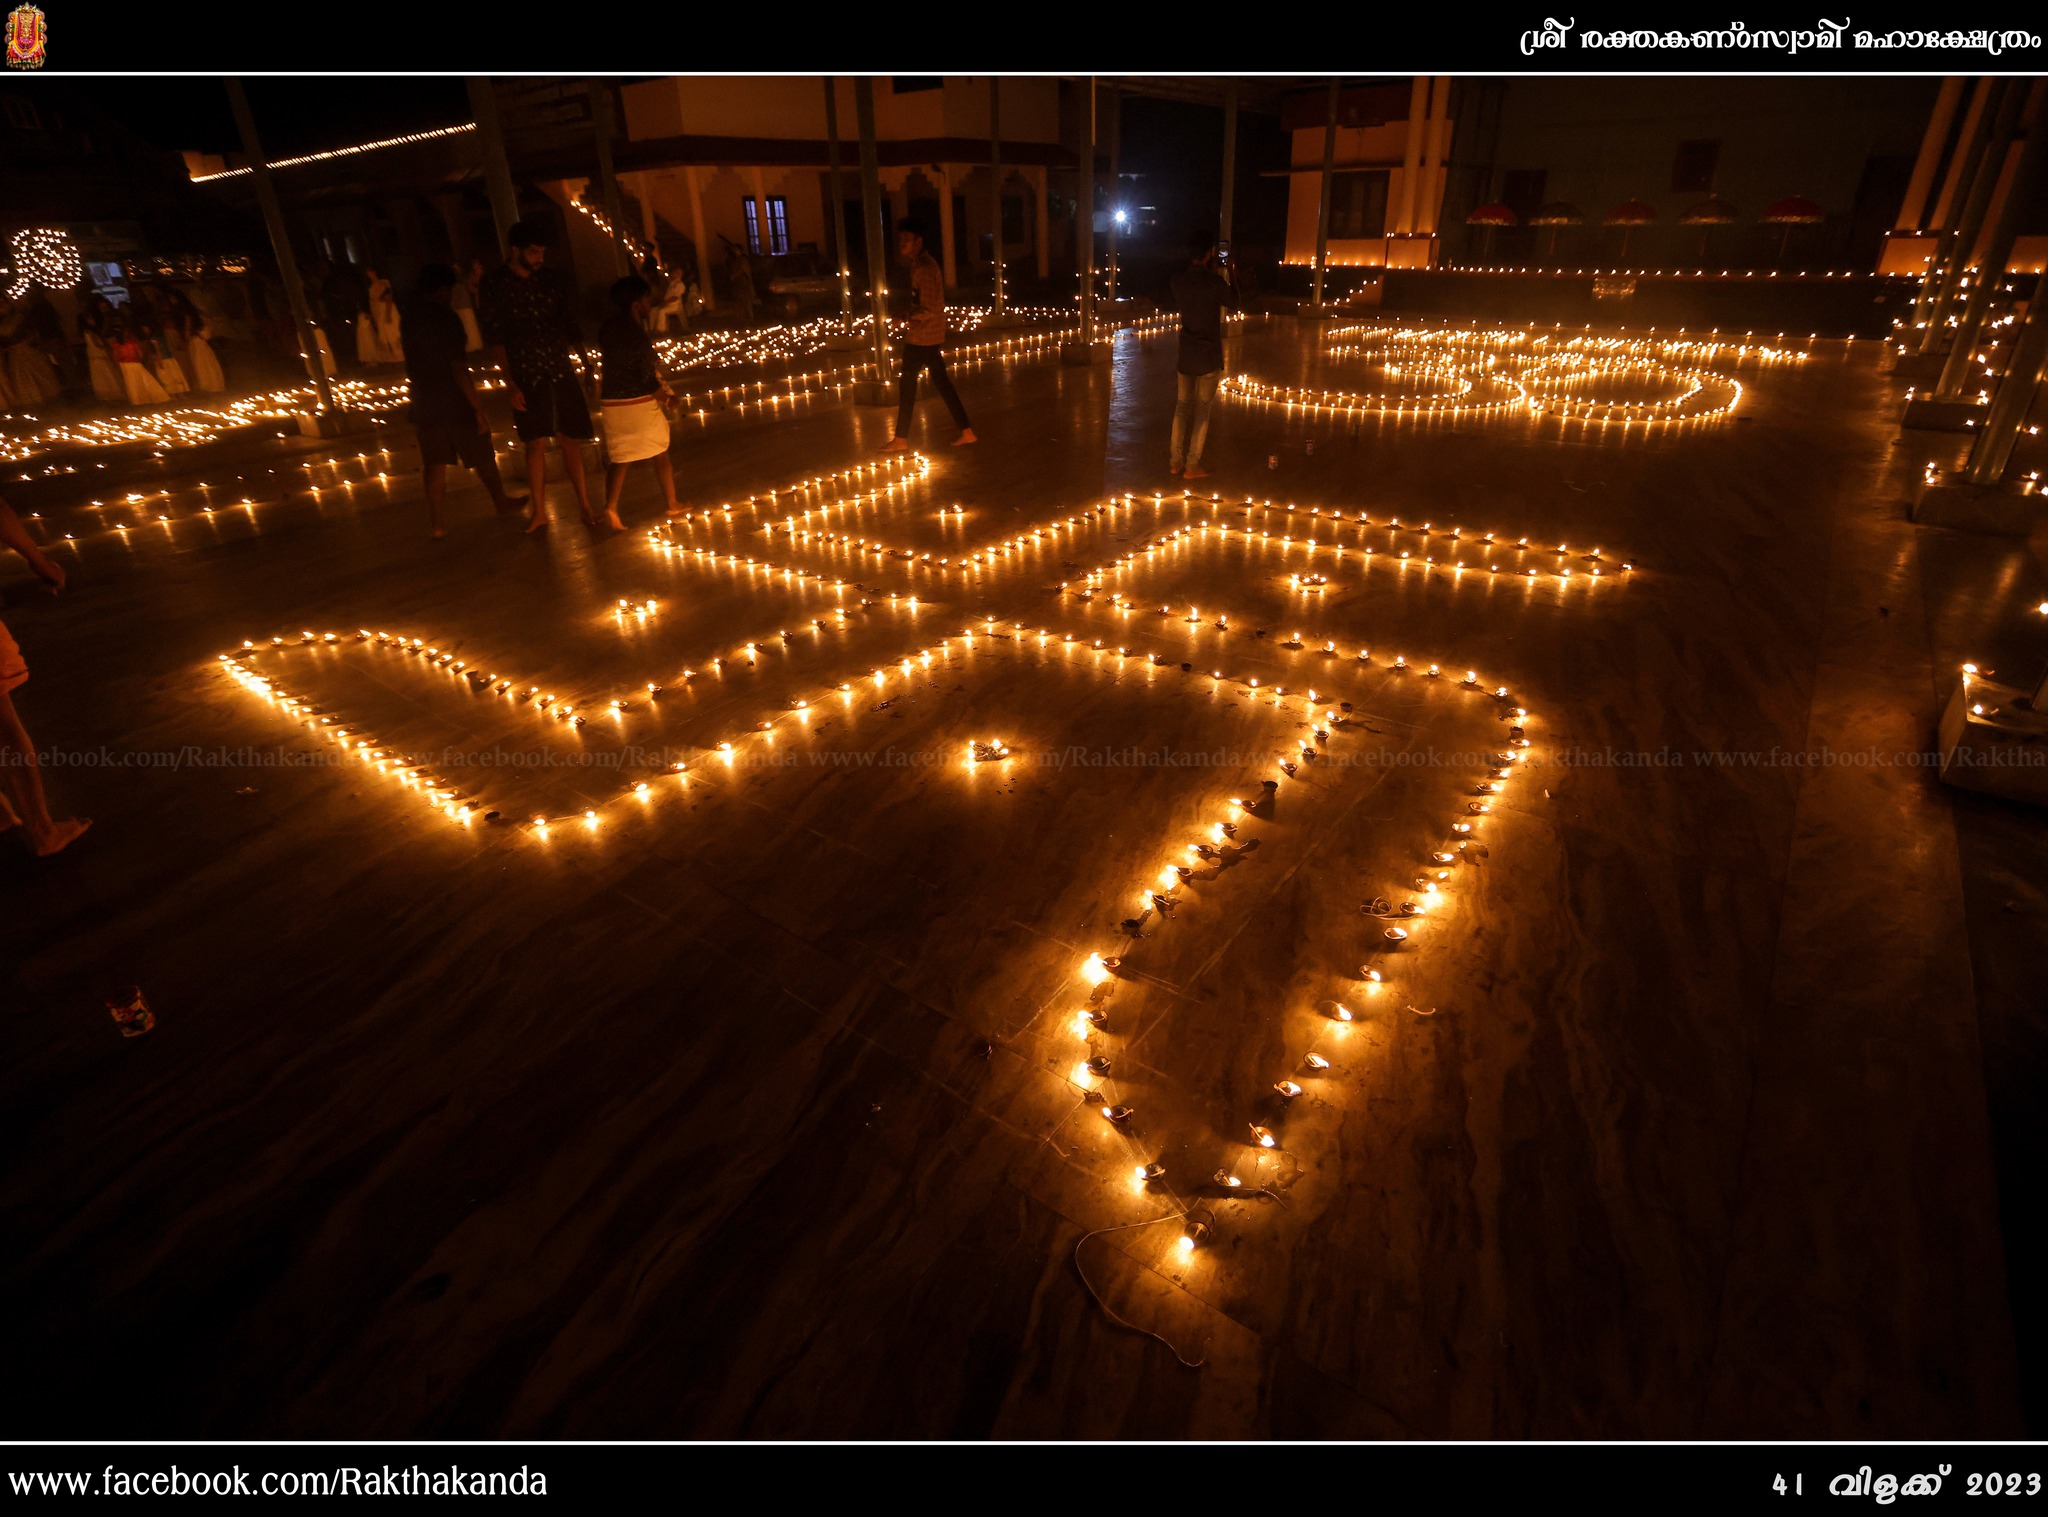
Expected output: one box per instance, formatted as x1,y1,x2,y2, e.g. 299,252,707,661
224,79,336,415
1033,164,1050,279
1970,80,2048,269
589,79,628,278
1312,76,1340,309
937,163,957,289
1963,266,2048,485
684,166,709,289
1919,80,2024,355
750,165,772,255
1220,81,1238,247
1931,78,1996,232
1078,79,1095,339
1898,77,1966,230
1423,76,1454,235
1061,78,1106,364
823,78,853,315
1913,77,1998,328
989,77,1007,311
466,77,520,253
1105,83,1121,303
1395,75,1429,236
1936,96,2048,399
854,78,893,377
629,170,658,245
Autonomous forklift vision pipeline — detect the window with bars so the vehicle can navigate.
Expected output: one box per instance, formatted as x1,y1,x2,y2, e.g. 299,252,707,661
743,195,791,255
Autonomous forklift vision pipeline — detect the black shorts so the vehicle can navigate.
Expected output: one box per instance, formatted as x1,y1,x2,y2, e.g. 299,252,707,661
416,417,493,470
509,373,595,442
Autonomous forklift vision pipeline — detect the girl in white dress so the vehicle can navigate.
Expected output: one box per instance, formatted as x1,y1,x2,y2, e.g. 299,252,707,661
3,339,60,405
84,328,121,402
150,319,190,399
82,298,123,402
355,271,400,366
111,323,170,406
166,288,225,393
371,274,402,357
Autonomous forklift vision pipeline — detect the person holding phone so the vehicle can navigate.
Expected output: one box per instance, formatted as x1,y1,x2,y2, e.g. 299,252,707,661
1168,229,1239,480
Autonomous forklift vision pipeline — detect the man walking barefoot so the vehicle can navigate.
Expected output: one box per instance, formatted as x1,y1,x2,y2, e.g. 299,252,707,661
881,218,975,453
401,264,526,538
477,222,598,533
0,496,88,857
1169,230,1239,481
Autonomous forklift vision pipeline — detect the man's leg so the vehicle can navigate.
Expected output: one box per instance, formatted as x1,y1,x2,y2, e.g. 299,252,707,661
926,350,972,436
1170,372,1193,471
0,691,88,857
1184,371,1220,477
557,437,594,522
473,449,521,512
893,346,927,440
524,438,550,531
422,461,449,538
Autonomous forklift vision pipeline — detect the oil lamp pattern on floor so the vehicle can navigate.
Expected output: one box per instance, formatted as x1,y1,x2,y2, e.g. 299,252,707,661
185,311,1810,1333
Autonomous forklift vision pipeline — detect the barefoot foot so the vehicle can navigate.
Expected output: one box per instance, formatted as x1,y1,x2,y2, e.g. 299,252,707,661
880,437,915,453
602,509,625,532
525,510,551,534
952,428,977,446
30,817,91,857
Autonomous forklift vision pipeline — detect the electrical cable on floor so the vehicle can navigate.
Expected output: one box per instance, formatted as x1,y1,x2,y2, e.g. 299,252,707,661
1072,1213,1209,1369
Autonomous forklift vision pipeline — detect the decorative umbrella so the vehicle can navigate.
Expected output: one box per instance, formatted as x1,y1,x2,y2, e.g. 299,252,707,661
1529,200,1583,260
1602,198,1658,261
1762,195,1825,265
1679,196,1738,261
1465,202,1517,261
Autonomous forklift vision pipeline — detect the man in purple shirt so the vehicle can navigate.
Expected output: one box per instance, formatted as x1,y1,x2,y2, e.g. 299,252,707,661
881,218,976,452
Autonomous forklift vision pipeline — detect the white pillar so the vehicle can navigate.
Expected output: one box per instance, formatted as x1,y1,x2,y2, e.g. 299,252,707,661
937,163,957,288
1421,77,1453,237
1930,78,1995,232
1395,75,1429,236
684,165,709,282
1899,77,1966,230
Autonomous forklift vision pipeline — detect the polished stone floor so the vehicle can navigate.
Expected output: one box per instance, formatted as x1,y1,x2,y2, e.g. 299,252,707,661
2,315,2044,1439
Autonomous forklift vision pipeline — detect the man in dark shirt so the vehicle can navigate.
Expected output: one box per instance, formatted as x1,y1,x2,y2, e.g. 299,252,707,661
1168,230,1239,480
402,264,524,538
476,221,596,533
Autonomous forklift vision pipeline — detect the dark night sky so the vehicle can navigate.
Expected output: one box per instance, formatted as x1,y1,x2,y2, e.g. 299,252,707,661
61,77,472,160
52,77,1294,268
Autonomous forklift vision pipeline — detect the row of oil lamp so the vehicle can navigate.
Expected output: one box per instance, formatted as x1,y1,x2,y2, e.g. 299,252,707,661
1033,607,1536,1258
1326,320,1810,366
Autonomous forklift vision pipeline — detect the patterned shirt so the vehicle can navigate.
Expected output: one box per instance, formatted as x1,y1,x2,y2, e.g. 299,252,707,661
904,252,946,346
476,263,582,383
